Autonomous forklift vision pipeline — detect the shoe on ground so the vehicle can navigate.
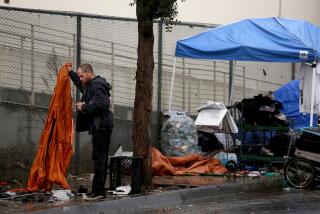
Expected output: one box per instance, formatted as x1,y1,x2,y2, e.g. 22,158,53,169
261,146,274,156
83,192,105,201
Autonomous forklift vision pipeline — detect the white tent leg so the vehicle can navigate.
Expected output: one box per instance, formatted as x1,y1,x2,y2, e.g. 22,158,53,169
310,64,316,127
168,57,177,112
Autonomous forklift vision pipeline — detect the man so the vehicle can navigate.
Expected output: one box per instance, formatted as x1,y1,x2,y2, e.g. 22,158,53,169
68,63,113,199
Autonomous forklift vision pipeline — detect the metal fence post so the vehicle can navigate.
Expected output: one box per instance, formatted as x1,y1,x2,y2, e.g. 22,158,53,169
197,79,200,108
292,63,295,80
228,60,234,105
68,45,72,60
182,58,185,110
30,25,35,106
20,36,24,89
157,22,163,144
188,68,191,113
72,34,76,99
28,26,34,160
72,34,76,59
223,73,226,103
111,42,115,111
27,26,32,157
75,15,81,175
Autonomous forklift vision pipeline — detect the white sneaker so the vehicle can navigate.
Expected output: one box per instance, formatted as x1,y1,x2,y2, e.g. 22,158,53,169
261,146,274,156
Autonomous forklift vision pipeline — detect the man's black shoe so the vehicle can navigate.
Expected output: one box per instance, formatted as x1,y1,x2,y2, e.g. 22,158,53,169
84,191,105,201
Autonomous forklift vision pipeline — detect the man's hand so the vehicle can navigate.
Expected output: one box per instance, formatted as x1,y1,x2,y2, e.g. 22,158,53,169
67,65,73,73
64,63,73,73
76,102,85,111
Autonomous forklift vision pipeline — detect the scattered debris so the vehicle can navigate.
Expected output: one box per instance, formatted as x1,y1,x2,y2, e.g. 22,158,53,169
68,174,87,181
214,152,238,166
11,179,21,185
112,185,131,195
0,182,8,187
0,192,52,203
247,171,261,177
113,145,133,157
0,192,11,199
51,190,75,201
14,162,28,170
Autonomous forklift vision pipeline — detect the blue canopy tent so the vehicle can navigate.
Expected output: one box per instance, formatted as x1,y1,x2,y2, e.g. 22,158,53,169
169,17,320,126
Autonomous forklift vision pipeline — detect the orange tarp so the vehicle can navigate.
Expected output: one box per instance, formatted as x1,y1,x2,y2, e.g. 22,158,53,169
152,148,228,176
23,64,74,192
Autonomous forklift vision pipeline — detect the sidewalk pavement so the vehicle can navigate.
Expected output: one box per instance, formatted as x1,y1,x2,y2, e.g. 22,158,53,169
28,176,283,214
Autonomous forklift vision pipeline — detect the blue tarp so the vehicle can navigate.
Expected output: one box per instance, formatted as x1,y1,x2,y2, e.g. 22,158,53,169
176,17,320,62
289,113,318,128
273,80,300,117
274,80,318,128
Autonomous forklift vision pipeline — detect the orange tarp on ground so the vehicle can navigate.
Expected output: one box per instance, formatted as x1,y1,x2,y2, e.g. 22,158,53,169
24,64,74,192
152,148,228,176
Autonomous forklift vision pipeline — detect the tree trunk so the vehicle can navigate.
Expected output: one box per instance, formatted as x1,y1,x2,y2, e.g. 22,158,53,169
133,6,154,191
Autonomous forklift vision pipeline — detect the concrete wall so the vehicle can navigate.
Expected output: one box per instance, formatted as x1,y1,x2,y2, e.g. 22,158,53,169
177,0,320,26
1,0,319,26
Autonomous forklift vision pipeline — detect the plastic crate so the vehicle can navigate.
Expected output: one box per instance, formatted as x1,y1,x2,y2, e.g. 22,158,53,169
109,156,142,194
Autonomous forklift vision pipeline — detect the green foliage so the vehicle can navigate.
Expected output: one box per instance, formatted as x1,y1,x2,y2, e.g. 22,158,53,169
131,0,185,26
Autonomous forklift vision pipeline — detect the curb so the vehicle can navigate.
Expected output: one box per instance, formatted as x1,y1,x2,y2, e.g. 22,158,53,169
31,177,283,214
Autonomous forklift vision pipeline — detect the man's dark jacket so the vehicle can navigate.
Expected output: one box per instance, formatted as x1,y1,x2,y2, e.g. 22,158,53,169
69,71,113,133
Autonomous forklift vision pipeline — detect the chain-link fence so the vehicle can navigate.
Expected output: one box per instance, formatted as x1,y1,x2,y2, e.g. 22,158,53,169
0,6,287,179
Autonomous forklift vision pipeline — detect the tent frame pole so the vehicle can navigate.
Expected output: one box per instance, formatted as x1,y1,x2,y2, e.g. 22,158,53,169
168,57,177,112
228,60,235,105
310,61,317,127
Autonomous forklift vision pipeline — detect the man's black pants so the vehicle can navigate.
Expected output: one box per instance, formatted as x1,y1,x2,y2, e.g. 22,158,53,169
91,128,112,195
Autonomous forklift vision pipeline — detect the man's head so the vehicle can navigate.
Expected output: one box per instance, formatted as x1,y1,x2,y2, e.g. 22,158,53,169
77,63,95,86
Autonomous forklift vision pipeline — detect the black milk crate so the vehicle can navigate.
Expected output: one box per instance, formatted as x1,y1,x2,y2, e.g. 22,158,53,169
109,156,142,194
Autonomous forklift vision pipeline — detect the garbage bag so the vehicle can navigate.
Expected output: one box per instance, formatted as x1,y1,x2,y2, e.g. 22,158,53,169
161,112,200,156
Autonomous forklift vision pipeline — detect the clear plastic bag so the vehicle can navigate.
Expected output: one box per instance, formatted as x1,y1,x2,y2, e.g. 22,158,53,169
161,111,200,156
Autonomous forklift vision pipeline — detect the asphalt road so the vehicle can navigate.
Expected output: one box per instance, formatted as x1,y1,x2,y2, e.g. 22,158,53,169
143,189,320,214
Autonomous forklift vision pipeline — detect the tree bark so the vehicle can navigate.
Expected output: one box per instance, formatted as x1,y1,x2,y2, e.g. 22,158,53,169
133,4,154,191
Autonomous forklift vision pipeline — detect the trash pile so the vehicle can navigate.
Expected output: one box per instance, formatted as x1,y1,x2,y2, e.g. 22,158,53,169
158,101,287,180
236,164,282,179
0,190,74,203
161,102,239,158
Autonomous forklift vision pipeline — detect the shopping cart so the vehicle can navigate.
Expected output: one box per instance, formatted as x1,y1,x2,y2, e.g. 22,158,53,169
284,128,320,188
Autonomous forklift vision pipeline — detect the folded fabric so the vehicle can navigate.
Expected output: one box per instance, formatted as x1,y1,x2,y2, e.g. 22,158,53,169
152,148,227,176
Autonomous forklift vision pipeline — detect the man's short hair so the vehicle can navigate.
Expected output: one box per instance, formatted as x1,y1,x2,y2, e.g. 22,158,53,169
79,63,93,73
